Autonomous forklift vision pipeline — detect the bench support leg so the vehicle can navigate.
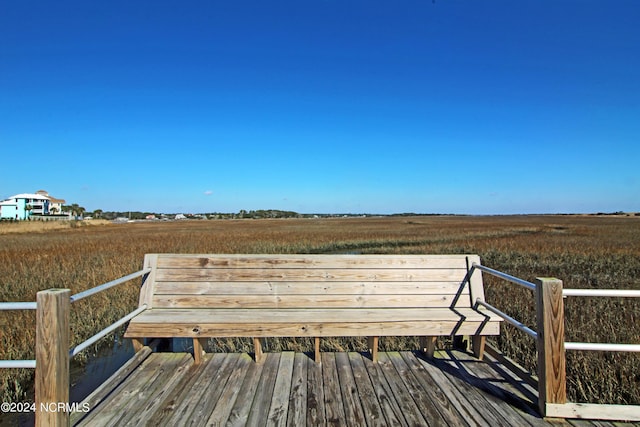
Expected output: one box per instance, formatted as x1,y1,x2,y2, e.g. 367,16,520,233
193,338,206,364
472,336,486,360
314,337,321,364
131,338,144,353
254,338,264,363
420,336,437,358
453,335,470,352
368,336,379,363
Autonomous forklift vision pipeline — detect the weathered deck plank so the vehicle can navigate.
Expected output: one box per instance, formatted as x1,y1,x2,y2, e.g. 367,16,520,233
266,351,295,427
225,354,264,427
347,352,388,427
76,352,190,427
400,351,491,427
182,353,239,426
389,351,468,427
159,352,224,426
435,349,551,427
286,352,308,426
70,345,152,425
335,352,367,426
360,351,407,426
375,352,430,426
307,353,326,426
245,352,280,427
206,353,253,425
117,354,193,426
74,350,614,427
321,352,346,426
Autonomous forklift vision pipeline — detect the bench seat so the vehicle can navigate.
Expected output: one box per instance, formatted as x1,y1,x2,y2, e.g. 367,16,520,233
125,307,499,337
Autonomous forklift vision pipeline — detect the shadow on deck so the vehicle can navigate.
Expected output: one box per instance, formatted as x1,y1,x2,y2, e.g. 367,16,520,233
72,348,609,426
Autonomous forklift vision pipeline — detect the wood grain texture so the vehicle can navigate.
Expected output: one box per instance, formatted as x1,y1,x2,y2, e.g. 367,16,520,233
35,289,70,427
156,253,477,269
71,346,152,425
336,352,367,425
223,354,264,427
266,351,295,426
286,352,308,426
307,353,326,425
126,253,500,361
127,307,497,324
545,402,640,421
245,353,280,426
77,350,612,426
192,337,204,364
206,354,252,425
140,254,158,308
348,352,389,426
376,352,428,426
151,293,458,309
321,352,346,426
153,281,463,295
535,277,567,416
155,267,469,282
125,318,500,338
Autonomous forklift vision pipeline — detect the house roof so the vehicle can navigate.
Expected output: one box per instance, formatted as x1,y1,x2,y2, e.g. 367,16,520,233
8,193,51,201
2,192,65,204
36,190,65,204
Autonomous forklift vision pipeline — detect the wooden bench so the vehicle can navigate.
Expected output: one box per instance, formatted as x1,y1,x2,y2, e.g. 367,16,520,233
124,254,501,363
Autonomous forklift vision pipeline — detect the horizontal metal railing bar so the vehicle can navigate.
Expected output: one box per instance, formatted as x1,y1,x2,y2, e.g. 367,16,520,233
0,302,37,310
472,263,537,292
0,268,150,310
69,304,147,358
475,299,538,338
563,289,640,298
70,268,151,303
565,342,640,352
0,360,36,369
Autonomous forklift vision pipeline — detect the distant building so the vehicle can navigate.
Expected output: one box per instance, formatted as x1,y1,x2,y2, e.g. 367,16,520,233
0,190,66,220
35,190,65,215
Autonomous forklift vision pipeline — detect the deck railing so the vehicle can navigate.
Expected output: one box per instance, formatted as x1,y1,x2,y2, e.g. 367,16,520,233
467,262,640,421
0,267,150,426
2,261,639,424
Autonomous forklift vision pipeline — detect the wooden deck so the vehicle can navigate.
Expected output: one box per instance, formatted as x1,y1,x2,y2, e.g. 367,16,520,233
69,347,632,427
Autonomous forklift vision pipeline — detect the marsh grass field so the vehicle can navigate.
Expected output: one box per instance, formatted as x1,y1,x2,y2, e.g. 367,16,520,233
1,215,639,406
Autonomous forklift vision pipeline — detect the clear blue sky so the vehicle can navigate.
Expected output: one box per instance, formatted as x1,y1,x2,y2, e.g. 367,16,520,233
2,1,639,214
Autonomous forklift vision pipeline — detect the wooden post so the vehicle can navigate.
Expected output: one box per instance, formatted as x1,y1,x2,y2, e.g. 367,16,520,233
535,277,566,416
314,337,321,364
253,337,264,363
420,336,437,358
131,338,144,353
35,289,70,427
367,336,379,362
472,336,486,360
193,338,205,364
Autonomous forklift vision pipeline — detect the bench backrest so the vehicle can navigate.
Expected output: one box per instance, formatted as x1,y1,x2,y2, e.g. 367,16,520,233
138,254,485,310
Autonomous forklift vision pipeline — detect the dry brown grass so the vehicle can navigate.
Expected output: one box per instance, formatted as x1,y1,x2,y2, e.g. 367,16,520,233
0,219,111,235
1,215,639,404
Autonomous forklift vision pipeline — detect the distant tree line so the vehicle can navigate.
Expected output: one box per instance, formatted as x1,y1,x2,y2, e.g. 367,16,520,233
100,211,153,220
95,209,389,221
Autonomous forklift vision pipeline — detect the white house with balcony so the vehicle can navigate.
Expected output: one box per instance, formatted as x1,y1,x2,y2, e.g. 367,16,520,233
0,190,66,220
